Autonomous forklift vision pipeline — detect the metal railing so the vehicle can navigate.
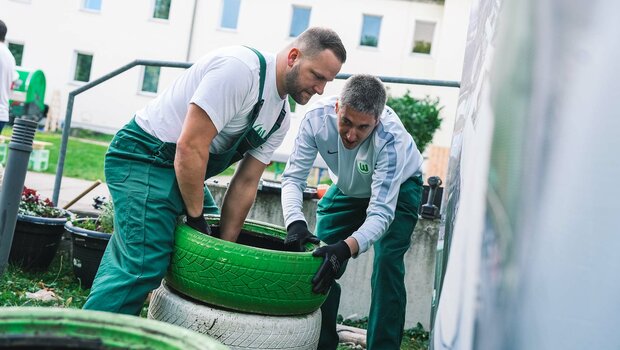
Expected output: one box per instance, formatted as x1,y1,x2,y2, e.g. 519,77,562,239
52,59,460,204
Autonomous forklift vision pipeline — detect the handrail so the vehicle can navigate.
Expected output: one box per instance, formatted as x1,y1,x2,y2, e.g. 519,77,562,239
53,60,191,204
52,59,460,204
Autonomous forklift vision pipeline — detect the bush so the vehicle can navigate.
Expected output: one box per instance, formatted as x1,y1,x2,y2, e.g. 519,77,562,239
387,92,443,153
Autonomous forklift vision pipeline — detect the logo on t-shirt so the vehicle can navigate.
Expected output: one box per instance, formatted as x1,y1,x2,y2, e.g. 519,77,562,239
253,124,267,138
357,161,370,175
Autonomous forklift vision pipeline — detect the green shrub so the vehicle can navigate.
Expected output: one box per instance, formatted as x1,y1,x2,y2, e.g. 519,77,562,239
387,92,443,153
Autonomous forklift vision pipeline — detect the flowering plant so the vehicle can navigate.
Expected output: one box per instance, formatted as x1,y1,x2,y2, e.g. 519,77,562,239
71,196,114,234
18,187,65,218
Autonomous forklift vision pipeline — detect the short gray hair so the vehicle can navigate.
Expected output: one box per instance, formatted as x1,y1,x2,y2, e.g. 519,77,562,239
340,74,387,118
292,27,347,63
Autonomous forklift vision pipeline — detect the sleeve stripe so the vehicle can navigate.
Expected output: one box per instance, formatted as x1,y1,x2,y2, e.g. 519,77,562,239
376,123,397,202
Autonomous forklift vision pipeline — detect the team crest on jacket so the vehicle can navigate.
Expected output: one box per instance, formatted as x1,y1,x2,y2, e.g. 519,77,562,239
357,161,370,174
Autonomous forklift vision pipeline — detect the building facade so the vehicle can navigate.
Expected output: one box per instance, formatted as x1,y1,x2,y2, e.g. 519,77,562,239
2,0,470,180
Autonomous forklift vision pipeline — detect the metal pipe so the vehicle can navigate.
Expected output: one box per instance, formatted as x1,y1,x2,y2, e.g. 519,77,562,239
0,118,37,275
186,0,198,62
336,73,460,88
52,59,458,204
52,60,193,204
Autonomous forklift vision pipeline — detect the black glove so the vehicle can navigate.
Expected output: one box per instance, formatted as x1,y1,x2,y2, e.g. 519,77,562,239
284,220,320,252
311,240,351,294
186,212,212,235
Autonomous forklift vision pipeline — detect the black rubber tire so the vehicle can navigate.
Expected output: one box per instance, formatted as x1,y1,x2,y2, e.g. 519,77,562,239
166,216,326,316
149,281,321,350
0,307,227,349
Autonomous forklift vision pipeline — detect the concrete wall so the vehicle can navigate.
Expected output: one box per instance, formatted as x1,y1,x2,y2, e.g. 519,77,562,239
207,181,439,329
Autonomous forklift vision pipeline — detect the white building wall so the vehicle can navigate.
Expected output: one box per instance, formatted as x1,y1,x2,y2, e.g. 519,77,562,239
190,0,447,123
432,0,471,147
2,0,466,146
1,0,194,133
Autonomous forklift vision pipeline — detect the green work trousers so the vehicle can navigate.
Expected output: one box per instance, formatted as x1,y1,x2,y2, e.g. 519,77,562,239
315,176,423,350
83,119,218,315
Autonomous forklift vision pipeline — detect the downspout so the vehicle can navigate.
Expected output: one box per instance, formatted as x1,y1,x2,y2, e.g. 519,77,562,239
186,0,198,62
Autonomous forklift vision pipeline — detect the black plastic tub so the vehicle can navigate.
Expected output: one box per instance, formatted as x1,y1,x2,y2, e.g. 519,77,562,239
64,219,111,288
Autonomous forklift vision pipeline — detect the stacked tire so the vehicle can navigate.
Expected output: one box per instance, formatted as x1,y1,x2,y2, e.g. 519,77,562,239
148,217,326,350
0,307,226,349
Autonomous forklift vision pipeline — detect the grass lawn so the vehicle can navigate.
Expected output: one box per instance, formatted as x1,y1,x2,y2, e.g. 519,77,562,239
2,128,236,181
0,249,148,315
1,250,90,309
2,128,110,181
336,318,429,350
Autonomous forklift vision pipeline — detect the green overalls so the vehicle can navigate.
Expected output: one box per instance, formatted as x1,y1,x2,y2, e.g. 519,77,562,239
315,176,424,350
83,48,286,315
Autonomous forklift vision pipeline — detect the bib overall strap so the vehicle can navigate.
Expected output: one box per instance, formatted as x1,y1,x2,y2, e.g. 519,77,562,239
244,46,266,120
264,103,287,139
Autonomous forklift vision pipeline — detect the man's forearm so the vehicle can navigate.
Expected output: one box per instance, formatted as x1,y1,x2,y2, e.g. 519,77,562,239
175,103,218,218
219,175,259,241
175,149,209,217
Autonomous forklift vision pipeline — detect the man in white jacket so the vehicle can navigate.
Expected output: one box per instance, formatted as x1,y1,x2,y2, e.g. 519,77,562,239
281,74,424,349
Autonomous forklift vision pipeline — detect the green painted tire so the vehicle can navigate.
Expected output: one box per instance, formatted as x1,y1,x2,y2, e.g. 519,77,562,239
0,307,227,349
166,216,326,316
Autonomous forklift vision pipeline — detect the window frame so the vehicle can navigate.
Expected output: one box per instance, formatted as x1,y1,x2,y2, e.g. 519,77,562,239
219,0,241,31
359,14,383,48
8,42,25,67
289,5,311,38
411,20,437,55
139,65,161,95
152,0,171,21
72,51,94,84
81,0,102,13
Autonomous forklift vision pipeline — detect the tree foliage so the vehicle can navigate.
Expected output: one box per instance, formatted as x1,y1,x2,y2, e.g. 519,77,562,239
386,92,443,153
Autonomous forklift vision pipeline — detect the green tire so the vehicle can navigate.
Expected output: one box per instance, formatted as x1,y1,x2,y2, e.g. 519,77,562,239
165,217,327,316
0,307,227,349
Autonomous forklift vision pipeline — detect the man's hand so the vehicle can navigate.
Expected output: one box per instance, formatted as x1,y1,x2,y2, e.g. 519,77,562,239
311,240,351,294
186,212,212,235
284,220,320,252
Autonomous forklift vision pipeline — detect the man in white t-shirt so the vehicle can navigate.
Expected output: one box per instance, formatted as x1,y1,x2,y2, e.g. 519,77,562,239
83,27,346,315
0,20,18,134
281,75,424,349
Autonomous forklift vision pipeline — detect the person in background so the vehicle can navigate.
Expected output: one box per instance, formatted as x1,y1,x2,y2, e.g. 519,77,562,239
0,19,18,134
83,27,346,315
281,74,424,349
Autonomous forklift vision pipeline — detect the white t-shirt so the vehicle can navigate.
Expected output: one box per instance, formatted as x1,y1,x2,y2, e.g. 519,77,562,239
281,96,423,254
0,42,18,122
135,46,290,164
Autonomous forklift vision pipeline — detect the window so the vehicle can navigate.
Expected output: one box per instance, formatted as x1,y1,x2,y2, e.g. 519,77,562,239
153,0,171,20
360,15,382,47
74,52,93,82
412,21,436,54
220,0,241,30
82,0,102,12
141,66,161,93
8,42,24,66
289,6,311,37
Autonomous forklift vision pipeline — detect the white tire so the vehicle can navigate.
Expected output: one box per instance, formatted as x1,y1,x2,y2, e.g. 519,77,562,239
148,282,321,350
